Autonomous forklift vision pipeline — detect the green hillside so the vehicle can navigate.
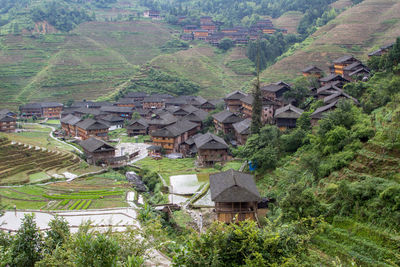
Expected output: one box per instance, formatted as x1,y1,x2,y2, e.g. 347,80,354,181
260,0,400,83
0,21,175,109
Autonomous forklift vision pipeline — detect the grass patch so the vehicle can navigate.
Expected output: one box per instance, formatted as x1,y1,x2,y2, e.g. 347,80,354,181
29,172,50,183
69,200,82,210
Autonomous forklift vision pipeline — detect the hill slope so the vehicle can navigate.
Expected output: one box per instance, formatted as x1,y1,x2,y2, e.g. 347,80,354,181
260,0,400,83
0,21,174,109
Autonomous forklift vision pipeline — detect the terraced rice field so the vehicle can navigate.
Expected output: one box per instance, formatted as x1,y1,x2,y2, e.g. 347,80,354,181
0,137,81,185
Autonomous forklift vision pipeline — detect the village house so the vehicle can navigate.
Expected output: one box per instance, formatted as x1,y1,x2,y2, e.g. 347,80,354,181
332,55,361,76
319,74,350,86
143,96,166,109
182,109,208,127
210,169,261,223
60,114,82,136
233,118,251,145
20,102,63,119
181,33,194,41
147,112,177,132
195,97,218,112
201,23,217,33
114,98,140,108
99,106,133,119
261,82,291,101
183,25,197,34
150,120,199,154
342,62,370,81
165,105,198,117
212,110,243,135
274,104,304,130
368,43,394,58
0,115,16,133
0,109,17,118
123,92,148,102
126,118,149,136
193,29,209,40
80,137,116,165
200,16,213,25
143,10,161,20
224,91,247,113
75,118,109,140
302,66,324,78
69,107,104,119
98,114,124,131
324,91,359,105
311,100,339,126
240,94,279,124
316,81,343,100
194,132,229,166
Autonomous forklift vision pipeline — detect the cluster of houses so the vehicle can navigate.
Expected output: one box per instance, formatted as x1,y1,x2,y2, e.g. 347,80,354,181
181,17,287,45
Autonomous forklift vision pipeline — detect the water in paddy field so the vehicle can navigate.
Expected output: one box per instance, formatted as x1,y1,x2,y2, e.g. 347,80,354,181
193,189,214,207
169,174,205,195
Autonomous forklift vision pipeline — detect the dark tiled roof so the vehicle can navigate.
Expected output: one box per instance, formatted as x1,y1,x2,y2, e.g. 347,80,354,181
302,65,323,73
333,55,357,64
233,118,251,135
143,96,164,103
311,100,339,119
317,82,343,95
349,67,370,77
343,62,365,71
100,106,133,113
100,114,124,122
126,118,149,129
74,107,103,116
224,91,247,100
319,74,350,83
324,92,359,105
194,132,228,150
261,83,289,93
210,169,261,202
76,119,108,130
39,102,63,108
151,120,198,138
274,104,303,119
80,137,115,153
183,109,208,122
0,115,15,122
241,94,254,105
212,110,242,124
147,113,177,126
60,114,81,125
20,103,42,109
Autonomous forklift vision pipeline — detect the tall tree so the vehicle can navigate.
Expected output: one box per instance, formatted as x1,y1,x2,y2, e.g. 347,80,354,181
251,41,263,134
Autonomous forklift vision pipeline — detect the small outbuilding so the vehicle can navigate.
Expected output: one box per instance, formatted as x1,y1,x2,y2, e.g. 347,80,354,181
80,137,116,165
210,169,261,223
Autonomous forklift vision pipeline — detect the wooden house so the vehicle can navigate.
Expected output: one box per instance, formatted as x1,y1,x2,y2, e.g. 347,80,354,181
71,107,104,119
147,112,177,132
181,33,194,41
126,118,149,136
212,110,243,135
240,94,279,123
19,103,42,118
332,55,361,76
311,100,339,126
201,23,217,33
60,114,81,136
114,98,140,108
194,133,229,166
182,109,208,127
75,118,109,140
124,92,148,102
80,137,116,165
193,30,209,40
0,109,17,118
319,74,350,86
98,114,124,131
316,82,343,100
342,62,369,81
224,91,247,113
200,16,213,25
233,118,251,145
100,106,133,119
0,115,16,132
274,104,303,130
40,102,63,118
165,105,198,117
323,91,359,105
150,120,199,154
143,10,161,20
210,169,261,223
368,43,394,58
261,82,291,101
348,67,370,81
302,66,323,78
143,96,166,109
183,25,197,34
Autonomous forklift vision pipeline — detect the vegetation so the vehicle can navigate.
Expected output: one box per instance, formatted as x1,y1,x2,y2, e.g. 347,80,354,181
0,214,149,267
